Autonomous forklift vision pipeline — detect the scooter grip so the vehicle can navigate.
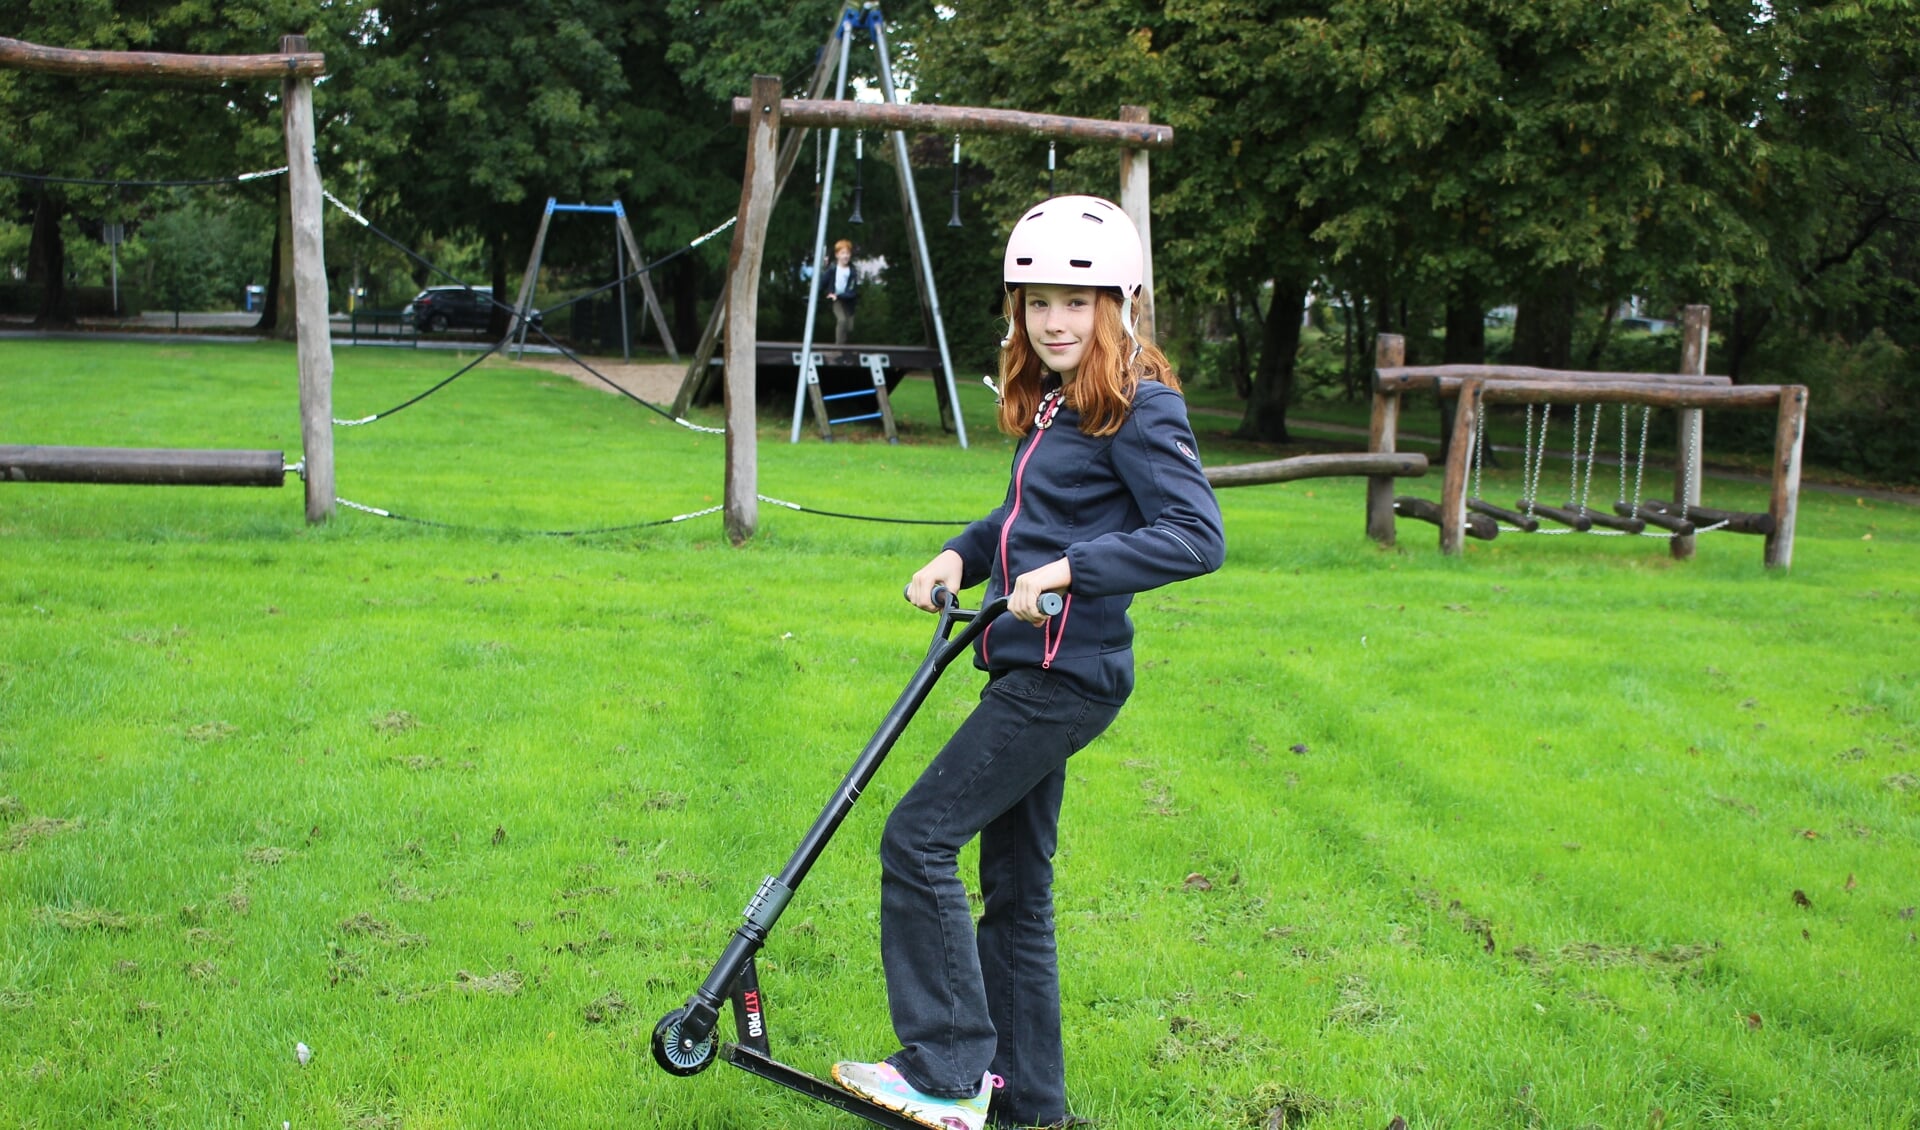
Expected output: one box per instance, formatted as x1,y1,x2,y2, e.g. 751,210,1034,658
1038,591,1064,617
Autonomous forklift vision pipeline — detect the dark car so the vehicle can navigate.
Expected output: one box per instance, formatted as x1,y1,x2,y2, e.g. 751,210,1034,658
403,286,537,333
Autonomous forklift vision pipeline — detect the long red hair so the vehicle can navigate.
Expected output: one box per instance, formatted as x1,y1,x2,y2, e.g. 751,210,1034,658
996,287,1179,438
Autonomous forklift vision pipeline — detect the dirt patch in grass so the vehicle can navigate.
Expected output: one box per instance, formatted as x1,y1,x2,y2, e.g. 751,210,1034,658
514,357,683,404
40,905,138,932
7,814,74,851
453,968,523,996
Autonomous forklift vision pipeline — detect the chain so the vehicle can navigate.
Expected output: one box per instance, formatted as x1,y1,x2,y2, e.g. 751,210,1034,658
1680,410,1701,523
1580,404,1603,516
1631,405,1651,519
1472,398,1488,502
1567,404,1583,507
1618,406,1629,505
1522,405,1537,518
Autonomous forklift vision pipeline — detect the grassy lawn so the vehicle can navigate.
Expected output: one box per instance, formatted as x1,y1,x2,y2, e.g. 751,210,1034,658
3,339,1916,1129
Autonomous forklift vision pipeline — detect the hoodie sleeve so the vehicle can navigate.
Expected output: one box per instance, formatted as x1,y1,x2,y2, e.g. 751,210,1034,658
943,484,1015,590
1064,385,1226,598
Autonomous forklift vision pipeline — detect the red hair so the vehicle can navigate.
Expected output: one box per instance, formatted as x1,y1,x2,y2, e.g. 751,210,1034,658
996,288,1179,438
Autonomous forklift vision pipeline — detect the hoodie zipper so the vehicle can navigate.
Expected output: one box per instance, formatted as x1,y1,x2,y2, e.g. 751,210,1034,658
984,390,1069,667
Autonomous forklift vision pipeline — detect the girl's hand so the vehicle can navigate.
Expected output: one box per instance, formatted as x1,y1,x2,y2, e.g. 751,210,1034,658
1009,558,1072,624
906,550,966,612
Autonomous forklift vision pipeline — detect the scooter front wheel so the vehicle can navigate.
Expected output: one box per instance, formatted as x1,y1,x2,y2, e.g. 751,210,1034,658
651,1008,718,1076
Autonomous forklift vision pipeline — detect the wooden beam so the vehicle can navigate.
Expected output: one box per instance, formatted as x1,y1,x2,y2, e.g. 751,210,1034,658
1395,496,1497,541
729,97,1174,149
1476,380,1785,410
1468,499,1539,533
1615,502,1695,537
282,34,333,524
1639,498,1775,536
0,35,323,80
1366,334,1406,545
723,76,783,544
1515,500,1595,532
1767,386,1808,569
1,446,284,487
1672,304,1710,560
1439,379,1482,554
1376,366,1730,396
1205,452,1428,489
1118,105,1157,345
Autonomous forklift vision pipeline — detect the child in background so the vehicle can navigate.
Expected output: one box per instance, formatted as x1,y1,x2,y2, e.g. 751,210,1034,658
833,196,1226,1130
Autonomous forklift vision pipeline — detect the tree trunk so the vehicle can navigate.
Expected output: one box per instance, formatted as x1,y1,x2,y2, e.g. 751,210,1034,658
488,230,510,338
267,177,298,341
28,191,72,329
1236,274,1309,443
1511,269,1574,370
1438,285,1489,461
1728,289,1771,383
254,193,282,335
1582,300,1618,368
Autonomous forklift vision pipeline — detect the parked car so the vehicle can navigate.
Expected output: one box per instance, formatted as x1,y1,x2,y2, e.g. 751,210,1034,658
403,285,538,333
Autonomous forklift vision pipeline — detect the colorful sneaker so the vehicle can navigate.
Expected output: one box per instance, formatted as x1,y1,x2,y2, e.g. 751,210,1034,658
831,1059,998,1130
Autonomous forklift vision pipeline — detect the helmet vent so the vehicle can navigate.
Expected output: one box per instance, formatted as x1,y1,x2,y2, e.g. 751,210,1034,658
1081,213,1105,223
1069,259,1093,268
1015,257,1033,266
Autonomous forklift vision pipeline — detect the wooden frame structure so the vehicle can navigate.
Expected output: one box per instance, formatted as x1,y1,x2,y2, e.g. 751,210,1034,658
0,34,335,523
717,74,1173,543
1366,307,1807,569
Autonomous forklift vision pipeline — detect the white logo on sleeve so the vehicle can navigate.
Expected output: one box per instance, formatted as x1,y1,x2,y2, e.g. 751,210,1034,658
1176,440,1197,461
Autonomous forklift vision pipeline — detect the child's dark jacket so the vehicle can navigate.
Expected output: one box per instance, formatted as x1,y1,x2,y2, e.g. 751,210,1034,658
944,379,1225,704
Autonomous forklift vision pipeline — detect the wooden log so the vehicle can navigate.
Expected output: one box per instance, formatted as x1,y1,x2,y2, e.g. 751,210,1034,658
730,97,1174,149
1476,380,1785,410
283,35,333,525
723,76,783,544
1374,365,1731,394
1767,386,1807,570
1515,499,1595,532
1394,496,1497,541
1467,499,1539,533
1118,106,1157,346
0,35,324,80
1580,507,1647,534
1366,334,1406,546
1614,502,1694,536
672,29,840,419
1638,498,1775,536
1439,379,1481,554
0,445,285,487
1205,452,1428,489
1673,304,1710,560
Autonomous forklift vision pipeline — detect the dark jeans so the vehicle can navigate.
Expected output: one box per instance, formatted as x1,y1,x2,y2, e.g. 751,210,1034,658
880,667,1121,1126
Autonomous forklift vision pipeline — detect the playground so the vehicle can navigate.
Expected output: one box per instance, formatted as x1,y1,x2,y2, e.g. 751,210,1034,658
5,11,1920,1130
2,337,1916,1128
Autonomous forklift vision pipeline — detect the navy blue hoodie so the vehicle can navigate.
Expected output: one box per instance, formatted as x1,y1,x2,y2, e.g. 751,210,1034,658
944,378,1226,704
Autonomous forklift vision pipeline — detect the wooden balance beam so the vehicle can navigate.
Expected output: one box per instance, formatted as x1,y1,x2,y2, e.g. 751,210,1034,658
0,445,287,487
1203,451,1428,489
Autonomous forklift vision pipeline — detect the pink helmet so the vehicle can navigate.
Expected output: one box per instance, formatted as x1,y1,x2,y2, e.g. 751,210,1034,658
1003,195,1143,296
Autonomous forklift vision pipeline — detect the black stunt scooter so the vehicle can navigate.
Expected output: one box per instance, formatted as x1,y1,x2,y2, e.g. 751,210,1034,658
651,586,1063,1127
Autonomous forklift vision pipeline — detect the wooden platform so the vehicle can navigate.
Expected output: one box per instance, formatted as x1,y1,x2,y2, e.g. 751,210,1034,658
702,341,946,405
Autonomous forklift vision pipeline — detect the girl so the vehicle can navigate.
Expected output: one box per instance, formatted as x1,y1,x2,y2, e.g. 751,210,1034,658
832,196,1226,1130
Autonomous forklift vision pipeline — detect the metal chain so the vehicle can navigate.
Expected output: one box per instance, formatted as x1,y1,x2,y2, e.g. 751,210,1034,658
1618,406,1630,505
1522,405,1537,518
1680,410,1701,523
1567,404,1583,507
1580,404,1603,516
1631,405,1651,520
1472,399,1488,502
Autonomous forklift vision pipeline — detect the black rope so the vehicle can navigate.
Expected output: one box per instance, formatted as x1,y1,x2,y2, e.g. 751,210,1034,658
338,499,722,538
761,499,972,526
335,339,506,425
0,167,285,188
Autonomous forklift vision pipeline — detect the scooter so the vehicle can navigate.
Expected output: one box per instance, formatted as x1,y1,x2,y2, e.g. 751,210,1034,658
650,586,1062,1127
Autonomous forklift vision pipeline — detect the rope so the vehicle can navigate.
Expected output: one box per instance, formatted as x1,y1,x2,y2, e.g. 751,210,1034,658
334,493,972,535
322,191,732,435
335,496,723,536
0,166,286,188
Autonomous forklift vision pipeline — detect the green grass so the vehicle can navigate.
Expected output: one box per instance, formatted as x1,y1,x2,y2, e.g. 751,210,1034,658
3,339,1917,1130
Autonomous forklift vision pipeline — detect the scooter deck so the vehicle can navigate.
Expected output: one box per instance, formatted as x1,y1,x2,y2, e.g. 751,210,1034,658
723,1043,939,1130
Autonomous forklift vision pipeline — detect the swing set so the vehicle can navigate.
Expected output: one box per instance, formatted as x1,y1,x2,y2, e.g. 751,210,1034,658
1366,308,1809,568
702,5,1172,543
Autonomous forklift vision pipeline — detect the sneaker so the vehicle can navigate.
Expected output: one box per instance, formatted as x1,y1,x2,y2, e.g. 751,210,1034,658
831,1059,999,1130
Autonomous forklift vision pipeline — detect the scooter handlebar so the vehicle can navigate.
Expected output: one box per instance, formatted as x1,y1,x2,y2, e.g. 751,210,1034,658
904,583,1062,618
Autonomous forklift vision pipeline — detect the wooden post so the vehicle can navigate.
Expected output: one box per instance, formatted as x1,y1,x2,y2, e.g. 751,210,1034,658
281,34,333,525
723,76,782,544
1440,379,1481,556
1367,333,1406,545
1766,386,1807,570
1673,304,1709,559
614,207,678,360
507,203,553,355
1118,105,1156,346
